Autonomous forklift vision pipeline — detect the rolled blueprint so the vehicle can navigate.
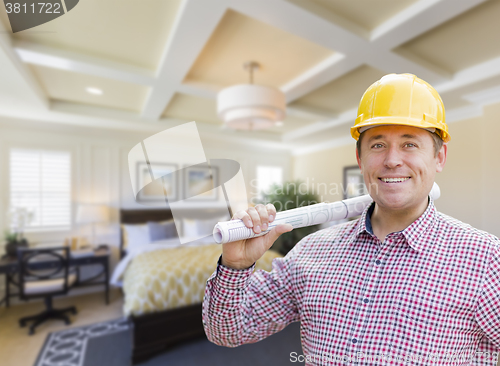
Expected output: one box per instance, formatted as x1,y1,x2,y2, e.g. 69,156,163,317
213,182,441,244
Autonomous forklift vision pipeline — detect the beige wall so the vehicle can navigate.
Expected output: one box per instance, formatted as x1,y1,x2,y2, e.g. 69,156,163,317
479,102,500,236
439,101,500,237
436,111,482,229
293,101,500,238
293,143,358,203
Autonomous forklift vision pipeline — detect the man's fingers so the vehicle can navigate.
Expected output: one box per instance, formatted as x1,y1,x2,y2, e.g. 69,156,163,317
232,210,253,228
247,207,262,233
232,205,278,233
255,204,269,231
266,203,277,222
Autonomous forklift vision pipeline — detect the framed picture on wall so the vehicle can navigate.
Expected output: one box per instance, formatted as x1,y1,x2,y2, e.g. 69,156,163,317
137,162,178,202
183,165,218,200
343,165,368,199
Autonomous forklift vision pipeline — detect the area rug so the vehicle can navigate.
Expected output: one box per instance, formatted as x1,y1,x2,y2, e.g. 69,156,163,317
34,318,304,366
34,317,131,366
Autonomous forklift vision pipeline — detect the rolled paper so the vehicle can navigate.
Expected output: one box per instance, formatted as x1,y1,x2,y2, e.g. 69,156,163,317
213,182,441,244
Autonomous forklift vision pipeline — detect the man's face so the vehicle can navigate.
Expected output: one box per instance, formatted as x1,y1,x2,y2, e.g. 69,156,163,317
356,125,447,213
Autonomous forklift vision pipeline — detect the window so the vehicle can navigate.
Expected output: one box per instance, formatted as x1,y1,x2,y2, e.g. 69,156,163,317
256,166,283,197
9,149,71,231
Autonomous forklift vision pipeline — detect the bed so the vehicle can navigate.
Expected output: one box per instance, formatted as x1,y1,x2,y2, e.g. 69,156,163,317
112,209,282,364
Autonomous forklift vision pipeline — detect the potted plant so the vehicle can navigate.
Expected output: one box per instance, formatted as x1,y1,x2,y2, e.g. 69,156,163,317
4,230,27,257
3,207,32,257
260,180,320,255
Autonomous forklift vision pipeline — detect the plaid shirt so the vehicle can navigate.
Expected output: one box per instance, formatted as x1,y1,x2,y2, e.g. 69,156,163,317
203,199,500,365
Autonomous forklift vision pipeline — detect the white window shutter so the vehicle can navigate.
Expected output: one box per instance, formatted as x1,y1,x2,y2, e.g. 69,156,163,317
10,149,71,231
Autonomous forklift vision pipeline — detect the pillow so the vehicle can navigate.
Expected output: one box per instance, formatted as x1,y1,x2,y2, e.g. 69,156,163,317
121,224,150,251
197,215,229,236
148,221,177,242
196,219,213,237
182,215,230,238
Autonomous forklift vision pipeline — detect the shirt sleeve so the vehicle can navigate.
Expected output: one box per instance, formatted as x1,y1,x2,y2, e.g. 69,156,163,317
475,238,500,351
202,248,300,348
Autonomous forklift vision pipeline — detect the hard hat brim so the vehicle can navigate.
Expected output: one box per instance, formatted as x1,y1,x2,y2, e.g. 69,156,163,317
350,118,450,143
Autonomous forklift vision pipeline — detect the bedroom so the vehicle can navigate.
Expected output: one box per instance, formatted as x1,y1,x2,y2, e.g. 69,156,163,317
1,0,500,365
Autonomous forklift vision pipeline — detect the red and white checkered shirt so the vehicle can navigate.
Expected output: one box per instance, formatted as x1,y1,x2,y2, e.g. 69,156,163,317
203,199,500,365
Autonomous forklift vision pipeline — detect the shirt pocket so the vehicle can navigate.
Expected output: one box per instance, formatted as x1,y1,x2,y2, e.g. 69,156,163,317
394,296,448,329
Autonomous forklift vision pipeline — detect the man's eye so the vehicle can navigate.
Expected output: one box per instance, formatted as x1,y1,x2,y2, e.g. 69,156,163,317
405,143,417,148
372,143,384,149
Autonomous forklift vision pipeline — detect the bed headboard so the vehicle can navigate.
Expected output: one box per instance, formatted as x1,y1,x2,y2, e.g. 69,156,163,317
119,209,175,258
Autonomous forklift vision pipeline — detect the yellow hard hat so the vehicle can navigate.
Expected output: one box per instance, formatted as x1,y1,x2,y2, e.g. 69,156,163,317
351,73,450,142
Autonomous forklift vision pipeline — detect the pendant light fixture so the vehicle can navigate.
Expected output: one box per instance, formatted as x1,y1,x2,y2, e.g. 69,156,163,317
217,61,286,130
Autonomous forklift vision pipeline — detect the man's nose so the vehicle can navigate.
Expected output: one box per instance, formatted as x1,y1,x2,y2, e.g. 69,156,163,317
384,146,403,168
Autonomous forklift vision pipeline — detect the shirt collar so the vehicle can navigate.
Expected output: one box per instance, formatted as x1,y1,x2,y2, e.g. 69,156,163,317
353,201,374,239
353,196,437,252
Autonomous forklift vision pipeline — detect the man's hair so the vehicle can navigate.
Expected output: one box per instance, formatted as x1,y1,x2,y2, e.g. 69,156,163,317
356,130,444,158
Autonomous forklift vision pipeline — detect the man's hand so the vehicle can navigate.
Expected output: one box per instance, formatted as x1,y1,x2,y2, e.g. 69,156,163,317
221,203,293,270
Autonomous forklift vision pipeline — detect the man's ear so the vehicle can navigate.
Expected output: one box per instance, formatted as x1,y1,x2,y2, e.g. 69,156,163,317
436,144,447,173
356,148,362,171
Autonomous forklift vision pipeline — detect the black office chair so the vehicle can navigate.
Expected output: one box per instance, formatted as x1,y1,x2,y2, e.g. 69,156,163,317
17,246,78,335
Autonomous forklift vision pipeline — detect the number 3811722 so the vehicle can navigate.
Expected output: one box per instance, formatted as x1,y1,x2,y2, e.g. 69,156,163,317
5,3,62,14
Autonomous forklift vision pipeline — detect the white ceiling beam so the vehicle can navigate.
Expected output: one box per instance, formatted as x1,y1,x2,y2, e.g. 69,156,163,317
0,101,172,132
283,108,357,142
0,100,292,151
462,85,500,106
365,48,451,84
14,41,155,86
141,0,229,120
285,0,370,40
0,23,48,109
435,56,500,94
53,102,292,151
52,101,287,146
371,0,444,43
446,104,483,123
230,0,367,55
367,0,487,84
281,54,363,103
387,48,452,80
371,0,488,49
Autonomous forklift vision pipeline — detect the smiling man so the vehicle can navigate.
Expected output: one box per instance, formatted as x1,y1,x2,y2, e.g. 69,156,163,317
356,125,447,243
203,74,500,365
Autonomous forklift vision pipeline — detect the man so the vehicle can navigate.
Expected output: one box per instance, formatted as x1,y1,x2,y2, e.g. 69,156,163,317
203,74,500,365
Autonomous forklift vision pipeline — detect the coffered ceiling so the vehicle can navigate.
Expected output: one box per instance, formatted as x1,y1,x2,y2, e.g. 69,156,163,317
0,0,499,154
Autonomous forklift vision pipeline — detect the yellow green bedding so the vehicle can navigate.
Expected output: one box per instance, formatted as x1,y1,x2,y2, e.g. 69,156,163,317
122,244,282,316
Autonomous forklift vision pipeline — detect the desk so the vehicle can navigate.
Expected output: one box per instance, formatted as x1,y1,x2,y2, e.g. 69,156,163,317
0,248,110,307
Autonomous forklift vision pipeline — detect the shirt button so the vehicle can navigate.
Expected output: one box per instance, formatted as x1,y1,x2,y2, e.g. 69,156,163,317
363,298,369,304
375,259,381,265
352,338,358,344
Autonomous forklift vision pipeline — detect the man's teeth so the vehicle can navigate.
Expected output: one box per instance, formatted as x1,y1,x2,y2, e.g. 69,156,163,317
381,177,410,183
